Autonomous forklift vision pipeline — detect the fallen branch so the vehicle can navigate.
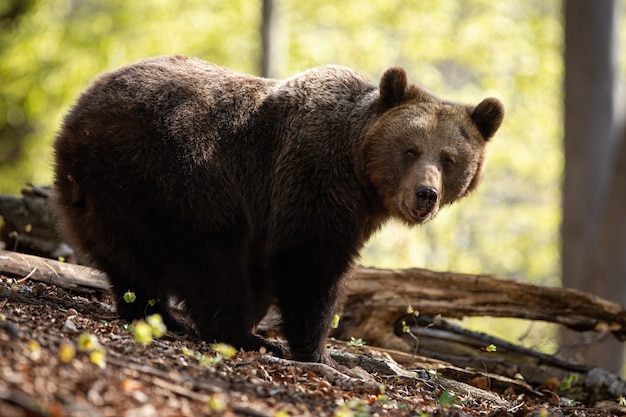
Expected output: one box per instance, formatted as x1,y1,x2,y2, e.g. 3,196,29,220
345,267,626,339
261,355,381,393
0,249,108,293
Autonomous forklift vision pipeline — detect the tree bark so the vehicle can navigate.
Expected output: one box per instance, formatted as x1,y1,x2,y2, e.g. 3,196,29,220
562,0,623,373
340,267,626,342
0,249,108,293
584,115,626,372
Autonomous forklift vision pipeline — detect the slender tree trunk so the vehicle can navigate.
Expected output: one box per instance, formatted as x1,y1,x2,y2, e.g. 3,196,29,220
260,0,277,78
562,0,623,373
583,119,626,372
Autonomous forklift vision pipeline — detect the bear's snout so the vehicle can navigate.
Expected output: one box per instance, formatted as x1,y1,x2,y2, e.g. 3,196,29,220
415,186,438,213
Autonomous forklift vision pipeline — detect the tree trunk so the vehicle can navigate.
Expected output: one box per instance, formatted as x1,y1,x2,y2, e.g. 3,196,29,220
584,116,626,371
562,0,623,373
260,0,277,78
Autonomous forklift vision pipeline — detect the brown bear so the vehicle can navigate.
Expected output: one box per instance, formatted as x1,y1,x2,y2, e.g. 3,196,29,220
52,55,503,366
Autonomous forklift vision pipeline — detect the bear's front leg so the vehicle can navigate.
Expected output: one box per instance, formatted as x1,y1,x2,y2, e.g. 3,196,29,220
272,244,352,368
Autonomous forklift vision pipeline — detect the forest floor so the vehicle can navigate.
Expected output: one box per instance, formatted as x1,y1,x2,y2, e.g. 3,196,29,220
0,275,621,417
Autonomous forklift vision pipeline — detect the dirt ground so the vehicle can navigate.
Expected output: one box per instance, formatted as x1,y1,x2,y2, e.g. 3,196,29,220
0,275,621,417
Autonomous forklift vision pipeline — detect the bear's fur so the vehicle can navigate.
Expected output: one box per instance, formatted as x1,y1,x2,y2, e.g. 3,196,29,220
52,55,504,366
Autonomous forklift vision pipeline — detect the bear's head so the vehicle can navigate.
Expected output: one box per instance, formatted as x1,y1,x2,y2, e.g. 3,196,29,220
360,66,504,225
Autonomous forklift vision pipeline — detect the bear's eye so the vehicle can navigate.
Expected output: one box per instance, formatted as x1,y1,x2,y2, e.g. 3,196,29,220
405,149,418,160
442,155,455,169
459,127,470,141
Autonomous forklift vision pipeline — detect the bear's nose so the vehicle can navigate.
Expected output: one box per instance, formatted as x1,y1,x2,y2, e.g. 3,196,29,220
415,186,438,212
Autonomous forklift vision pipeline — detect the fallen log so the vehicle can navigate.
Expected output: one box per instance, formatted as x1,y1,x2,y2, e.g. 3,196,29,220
0,249,108,293
343,267,626,340
334,268,626,404
0,185,73,259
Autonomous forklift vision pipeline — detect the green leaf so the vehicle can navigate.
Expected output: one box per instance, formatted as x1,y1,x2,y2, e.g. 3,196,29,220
212,343,236,359
146,313,166,338
89,348,107,368
58,341,76,363
401,320,410,333
438,390,459,407
123,291,136,303
347,337,365,348
182,347,196,357
77,333,100,352
134,320,153,345
559,374,579,391
208,393,227,412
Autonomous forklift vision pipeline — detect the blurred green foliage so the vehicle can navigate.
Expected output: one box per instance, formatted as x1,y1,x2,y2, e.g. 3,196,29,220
0,1,623,296
0,0,566,290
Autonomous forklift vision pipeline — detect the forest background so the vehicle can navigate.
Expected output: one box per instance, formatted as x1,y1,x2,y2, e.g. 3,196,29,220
1,0,625,374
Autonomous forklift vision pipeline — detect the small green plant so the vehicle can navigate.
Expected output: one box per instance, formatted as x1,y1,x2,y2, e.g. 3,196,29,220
133,314,167,345
346,337,365,348
58,340,76,363
147,314,166,337
212,343,237,359
401,320,411,334
123,290,136,303
437,390,460,408
484,344,497,352
331,314,340,329
77,332,106,368
181,343,237,367
374,394,390,405
406,305,419,317
400,305,420,357
77,332,100,351
182,347,196,357
207,393,227,412
559,374,579,391
134,320,154,344
333,399,369,417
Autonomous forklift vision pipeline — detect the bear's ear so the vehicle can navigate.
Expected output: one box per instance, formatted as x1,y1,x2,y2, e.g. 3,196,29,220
379,66,410,108
470,98,504,140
